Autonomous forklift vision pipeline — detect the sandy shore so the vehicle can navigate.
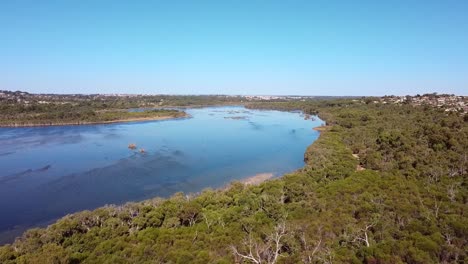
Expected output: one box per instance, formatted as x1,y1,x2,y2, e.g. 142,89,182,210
241,173,274,185
0,114,189,128
313,125,330,131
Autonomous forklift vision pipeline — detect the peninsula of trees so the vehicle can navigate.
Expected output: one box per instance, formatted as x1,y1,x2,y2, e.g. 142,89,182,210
0,91,192,127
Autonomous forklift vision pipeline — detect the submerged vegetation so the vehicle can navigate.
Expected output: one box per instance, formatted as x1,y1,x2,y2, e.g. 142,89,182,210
0,99,466,263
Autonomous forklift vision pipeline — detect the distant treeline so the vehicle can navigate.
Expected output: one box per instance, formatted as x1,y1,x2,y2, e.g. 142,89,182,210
0,99,466,263
0,91,357,126
0,94,234,126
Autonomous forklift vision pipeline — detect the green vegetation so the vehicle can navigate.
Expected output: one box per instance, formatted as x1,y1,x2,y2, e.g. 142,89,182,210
0,90,356,126
0,100,466,263
0,105,186,126
0,91,245,126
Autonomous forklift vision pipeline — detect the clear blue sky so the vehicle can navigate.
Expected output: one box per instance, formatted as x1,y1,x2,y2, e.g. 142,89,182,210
1,0,467,96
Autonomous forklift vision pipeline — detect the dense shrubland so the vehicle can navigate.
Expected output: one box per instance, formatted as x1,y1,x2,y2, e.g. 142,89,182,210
0,100,466,263
0,105,186,126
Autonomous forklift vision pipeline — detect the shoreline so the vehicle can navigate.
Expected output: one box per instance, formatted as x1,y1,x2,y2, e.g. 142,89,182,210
240,172,275,185
0,113,190,128
0,110,323,245
313,125,330,131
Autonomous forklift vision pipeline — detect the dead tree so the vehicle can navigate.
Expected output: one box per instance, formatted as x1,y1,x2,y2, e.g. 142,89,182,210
231,222,287,264
297,225,323,263
352,224,373,247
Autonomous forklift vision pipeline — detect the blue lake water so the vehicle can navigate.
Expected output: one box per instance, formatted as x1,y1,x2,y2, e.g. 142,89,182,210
0,106,322,244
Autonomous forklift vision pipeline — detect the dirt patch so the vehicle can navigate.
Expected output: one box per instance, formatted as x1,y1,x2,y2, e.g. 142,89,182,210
313,125,330,131
356,164,366,171
352,153,366,171
241,173,274,185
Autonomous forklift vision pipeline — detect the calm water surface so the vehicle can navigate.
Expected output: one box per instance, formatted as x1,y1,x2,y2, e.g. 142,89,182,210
0,106,322,243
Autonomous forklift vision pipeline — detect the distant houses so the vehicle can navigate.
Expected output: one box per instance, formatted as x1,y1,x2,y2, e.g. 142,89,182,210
379,94,467,114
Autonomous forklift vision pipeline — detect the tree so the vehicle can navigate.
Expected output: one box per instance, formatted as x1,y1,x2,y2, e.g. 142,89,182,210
231,221,287,264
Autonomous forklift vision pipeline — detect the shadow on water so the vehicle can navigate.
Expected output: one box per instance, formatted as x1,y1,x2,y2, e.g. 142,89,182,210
0,152,192,241
248,121,263,130
0,165,52,184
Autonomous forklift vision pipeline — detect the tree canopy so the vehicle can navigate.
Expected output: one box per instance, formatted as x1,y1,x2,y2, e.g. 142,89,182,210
0,100,466,263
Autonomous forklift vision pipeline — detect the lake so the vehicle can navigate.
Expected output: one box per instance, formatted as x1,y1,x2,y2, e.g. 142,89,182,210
0,106,322,244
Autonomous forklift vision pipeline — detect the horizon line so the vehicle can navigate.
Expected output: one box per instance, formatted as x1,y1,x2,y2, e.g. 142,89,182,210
2,90,466,98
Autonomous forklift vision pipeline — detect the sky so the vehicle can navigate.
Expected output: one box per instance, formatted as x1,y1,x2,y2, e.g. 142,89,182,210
1,0,467,96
